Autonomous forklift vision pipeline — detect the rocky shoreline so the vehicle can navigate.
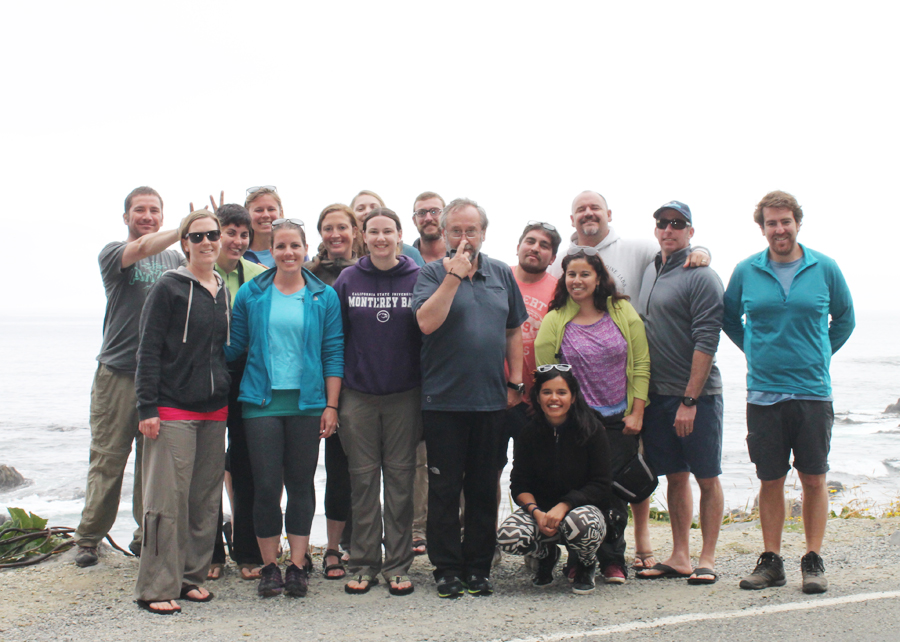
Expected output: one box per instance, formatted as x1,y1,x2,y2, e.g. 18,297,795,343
2,517,899,642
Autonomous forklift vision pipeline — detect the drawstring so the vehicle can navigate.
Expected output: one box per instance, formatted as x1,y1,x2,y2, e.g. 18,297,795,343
183,281,194,343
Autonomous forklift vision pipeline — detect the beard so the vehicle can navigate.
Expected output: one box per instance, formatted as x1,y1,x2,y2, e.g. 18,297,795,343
420,229,442,241
518,257,547,274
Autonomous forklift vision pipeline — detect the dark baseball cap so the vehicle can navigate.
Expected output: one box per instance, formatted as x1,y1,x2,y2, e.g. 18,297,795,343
653,200,692,224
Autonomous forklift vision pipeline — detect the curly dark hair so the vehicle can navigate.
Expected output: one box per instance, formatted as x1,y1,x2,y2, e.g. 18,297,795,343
528,366,603,445
548,250,627,313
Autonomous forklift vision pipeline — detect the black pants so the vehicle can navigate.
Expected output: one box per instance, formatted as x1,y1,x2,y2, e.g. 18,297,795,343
598,415,638,571
324,433,353,549
213,357,263,565
423,410,502,580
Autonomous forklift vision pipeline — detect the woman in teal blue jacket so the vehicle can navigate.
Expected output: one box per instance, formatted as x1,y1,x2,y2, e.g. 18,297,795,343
226,219,344,599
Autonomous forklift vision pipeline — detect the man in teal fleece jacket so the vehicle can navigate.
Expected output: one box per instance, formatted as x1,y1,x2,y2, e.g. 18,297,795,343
723,190,854,596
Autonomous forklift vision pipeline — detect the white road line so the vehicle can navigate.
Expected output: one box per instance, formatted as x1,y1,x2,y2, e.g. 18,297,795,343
495,590,900,642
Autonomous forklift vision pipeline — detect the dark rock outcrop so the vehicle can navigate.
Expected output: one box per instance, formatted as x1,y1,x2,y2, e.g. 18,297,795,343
0,464,27,491
884,398,900,413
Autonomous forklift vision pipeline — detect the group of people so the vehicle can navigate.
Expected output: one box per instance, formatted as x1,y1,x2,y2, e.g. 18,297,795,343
73,184,854,614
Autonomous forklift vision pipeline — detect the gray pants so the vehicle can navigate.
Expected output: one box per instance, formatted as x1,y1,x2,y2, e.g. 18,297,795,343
134,419,225,602
340,387,421,581
76,364,143,551
412,440,428,541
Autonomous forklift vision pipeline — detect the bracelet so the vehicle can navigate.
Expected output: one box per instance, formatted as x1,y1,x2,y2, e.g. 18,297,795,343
326,405,338,411
446,271,464,281
522,502,537,513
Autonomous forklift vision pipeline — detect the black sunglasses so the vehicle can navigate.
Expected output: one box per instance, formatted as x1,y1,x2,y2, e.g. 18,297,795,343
185,230,221,243
656,218,690,230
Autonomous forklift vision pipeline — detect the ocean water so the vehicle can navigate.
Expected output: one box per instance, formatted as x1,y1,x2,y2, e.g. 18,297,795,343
1,311,898,548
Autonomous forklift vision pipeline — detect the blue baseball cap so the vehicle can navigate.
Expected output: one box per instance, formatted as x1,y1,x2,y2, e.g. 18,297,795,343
653,200,692,224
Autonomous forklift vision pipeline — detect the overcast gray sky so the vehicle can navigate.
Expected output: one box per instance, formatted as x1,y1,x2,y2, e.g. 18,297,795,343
4,1,898,315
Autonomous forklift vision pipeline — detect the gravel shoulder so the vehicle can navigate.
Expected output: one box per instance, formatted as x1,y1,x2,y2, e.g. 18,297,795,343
2,517,899,642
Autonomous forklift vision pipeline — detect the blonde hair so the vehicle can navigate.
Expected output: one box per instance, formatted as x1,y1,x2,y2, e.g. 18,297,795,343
316,203,364,258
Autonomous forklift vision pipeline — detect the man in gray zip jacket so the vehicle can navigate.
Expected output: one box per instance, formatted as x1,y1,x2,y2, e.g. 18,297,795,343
635,200,725,584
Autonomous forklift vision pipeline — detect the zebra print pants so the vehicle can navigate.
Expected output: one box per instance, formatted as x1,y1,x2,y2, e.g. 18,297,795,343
496,505,606,565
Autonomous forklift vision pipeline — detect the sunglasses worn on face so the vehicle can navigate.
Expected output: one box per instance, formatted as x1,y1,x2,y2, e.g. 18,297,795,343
246,185,278,196
414,207,442,219
656,218,690,230
185,230,221,243
527,220,557,232
537,363,573,373
271,218,305,228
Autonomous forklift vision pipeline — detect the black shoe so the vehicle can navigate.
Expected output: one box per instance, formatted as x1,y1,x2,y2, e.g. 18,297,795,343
74,546,98,568
284,563,309,598
257,563,284,597
464,573,494,596
739,552,786,590
571,562,596,595
533,545,560,588
436,575,465,599
801,551,828,594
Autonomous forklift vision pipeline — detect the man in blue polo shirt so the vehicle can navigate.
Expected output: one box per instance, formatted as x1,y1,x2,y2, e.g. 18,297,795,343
413,197,527,599
724,190,854,595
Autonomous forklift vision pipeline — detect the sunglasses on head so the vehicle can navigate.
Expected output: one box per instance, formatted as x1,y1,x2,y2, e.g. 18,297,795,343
566,246,600,257
527,220,557,232
656,218,690,230
185,230,221,243
246,185,278,196
536,363,573,373
271,218,305,228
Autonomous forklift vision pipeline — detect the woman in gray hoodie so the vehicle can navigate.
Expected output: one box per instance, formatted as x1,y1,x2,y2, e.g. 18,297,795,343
133,209,230,615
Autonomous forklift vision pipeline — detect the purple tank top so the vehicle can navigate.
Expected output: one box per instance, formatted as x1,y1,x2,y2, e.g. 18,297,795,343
560,314,627,411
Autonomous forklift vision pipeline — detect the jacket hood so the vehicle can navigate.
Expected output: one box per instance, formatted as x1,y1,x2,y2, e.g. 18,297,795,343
163,266,229,346
566,226,620,254
355,254,419,277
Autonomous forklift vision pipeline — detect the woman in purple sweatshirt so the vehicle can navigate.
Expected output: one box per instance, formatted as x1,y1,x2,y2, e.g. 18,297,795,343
332,207,422,597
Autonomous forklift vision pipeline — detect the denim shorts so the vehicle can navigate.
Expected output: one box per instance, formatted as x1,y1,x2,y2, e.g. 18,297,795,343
642,393,724,479
746,400,833,480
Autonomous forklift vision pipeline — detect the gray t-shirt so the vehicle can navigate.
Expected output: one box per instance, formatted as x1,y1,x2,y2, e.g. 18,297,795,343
769,256,802,296
97,241,184,372
413,253,528,411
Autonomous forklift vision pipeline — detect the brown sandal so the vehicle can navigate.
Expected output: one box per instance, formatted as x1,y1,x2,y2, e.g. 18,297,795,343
631,551,657,570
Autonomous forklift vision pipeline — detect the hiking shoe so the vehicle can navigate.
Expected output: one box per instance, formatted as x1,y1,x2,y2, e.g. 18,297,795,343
740,552,786,590
572,562,596,594
533,546,560,588
284,563,309,598
74,546,98,568
801,551,828,594
464,573,494,596
257,563,284,597
602,562,626,584
436,575,465,599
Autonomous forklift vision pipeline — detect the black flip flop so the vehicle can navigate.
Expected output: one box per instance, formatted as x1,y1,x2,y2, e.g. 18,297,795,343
636,563,691,579
345,574,379,594
388,575,415,596
687,567,718,585
136,600,181,615
179,584,214,602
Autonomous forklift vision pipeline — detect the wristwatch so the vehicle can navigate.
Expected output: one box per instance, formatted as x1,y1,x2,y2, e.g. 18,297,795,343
682,396,697,407
507,381,525,394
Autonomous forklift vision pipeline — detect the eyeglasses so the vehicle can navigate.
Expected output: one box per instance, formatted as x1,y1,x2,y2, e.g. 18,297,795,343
536,363,573,373
527,220,557,232
246,185,278,196
447,229,481,239
271,218,305,228
185,230,222,243
566,246,600,257
414,207,442,219
655,218,690,230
